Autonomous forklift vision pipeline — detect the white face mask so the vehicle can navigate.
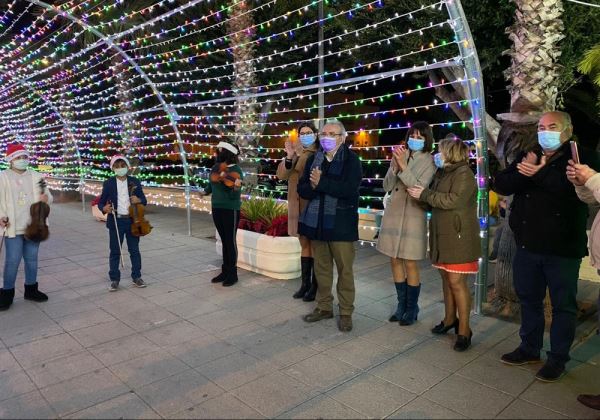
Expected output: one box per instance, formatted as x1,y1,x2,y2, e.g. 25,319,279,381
113,167,128,177
12,159,29,170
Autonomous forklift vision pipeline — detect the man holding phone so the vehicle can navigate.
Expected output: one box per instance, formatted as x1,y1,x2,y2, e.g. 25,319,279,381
493,111,600,382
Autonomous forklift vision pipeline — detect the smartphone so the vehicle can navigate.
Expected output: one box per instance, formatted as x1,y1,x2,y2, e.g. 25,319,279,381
570,141,580,164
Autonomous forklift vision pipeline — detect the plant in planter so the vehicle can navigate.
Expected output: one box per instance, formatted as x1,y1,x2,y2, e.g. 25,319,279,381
216,196,301,279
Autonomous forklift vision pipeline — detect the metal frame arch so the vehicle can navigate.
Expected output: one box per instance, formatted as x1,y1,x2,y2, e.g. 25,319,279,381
23,0,194,235
446,0,489,315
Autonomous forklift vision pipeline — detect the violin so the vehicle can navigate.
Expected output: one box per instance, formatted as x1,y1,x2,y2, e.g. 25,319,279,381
128,183,153,237
25,179,50,242
210,162,241,188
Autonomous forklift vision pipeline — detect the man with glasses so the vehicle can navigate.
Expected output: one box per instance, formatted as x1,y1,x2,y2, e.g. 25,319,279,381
297,119,363,332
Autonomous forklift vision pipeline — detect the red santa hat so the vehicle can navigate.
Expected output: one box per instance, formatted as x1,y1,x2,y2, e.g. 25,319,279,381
5,143,29,162
110,155,130,169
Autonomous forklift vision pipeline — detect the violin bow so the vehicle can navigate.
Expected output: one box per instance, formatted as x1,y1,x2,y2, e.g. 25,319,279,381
110,201,125,268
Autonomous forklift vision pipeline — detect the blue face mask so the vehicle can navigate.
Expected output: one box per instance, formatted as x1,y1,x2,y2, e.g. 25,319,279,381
537,130,562,151
299,133,316,148
407,137,425,152
433,152,444,169
320,137,338,153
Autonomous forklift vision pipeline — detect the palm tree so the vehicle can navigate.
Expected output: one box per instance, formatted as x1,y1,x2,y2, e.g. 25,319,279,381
578,43,600,105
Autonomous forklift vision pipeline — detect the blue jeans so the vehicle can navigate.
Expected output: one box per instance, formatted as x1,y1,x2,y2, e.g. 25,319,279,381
108,218,141,282
513,247,580,366
3,235,40,290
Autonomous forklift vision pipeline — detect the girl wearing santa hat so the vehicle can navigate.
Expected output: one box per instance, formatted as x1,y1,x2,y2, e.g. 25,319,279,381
0,143,53,311
97,155,148,292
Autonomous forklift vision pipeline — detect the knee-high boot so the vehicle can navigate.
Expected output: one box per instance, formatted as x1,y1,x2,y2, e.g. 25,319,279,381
303,259,318,302
400,284,421,326
389,282,407,322
294,257,312,299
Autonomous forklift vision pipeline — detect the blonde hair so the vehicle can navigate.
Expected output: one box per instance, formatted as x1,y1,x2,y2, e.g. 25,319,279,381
438,137,469,164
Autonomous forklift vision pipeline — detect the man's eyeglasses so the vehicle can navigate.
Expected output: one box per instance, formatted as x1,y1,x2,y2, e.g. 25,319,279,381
319,132,342,137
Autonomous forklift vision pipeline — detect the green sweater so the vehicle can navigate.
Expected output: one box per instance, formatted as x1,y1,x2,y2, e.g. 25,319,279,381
205,164,243,210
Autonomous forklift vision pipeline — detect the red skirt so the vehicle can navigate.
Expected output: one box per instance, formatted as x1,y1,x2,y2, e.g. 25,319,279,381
432,261,479,274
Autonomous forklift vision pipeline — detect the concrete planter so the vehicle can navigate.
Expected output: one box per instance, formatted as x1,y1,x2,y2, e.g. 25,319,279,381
216,229,301,279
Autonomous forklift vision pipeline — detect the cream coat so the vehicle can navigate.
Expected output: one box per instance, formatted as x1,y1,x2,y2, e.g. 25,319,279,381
0,169,53,238
575,174,600,268
376,151,436,260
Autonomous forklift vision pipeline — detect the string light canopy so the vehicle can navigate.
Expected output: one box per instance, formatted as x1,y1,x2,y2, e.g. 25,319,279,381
0,0,489,313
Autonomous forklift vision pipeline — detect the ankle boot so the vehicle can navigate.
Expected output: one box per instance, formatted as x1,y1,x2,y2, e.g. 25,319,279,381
294,257,312,299
24,283,48,302
303,263,318,302
389,282,407,322
400,284,420,326
222,266,238,287
0,288,15,311
211,265,227,283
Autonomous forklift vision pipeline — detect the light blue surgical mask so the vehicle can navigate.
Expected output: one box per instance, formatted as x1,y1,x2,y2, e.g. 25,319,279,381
12,159,29,171
320,137,338,153
299,133,316,148
407,137,425,152
433,153,444,169
113,167,128,177
537,130,562,151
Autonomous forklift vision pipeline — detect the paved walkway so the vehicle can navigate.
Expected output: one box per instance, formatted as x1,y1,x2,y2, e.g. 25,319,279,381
0,202,598,419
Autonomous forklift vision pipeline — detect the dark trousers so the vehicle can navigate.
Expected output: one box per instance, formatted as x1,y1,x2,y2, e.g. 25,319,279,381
213,208,239,275
108,217,141,282
513,247,580,366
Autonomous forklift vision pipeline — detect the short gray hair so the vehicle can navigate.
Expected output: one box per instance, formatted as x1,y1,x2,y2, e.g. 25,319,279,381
542,110,572,128
323,118,347,138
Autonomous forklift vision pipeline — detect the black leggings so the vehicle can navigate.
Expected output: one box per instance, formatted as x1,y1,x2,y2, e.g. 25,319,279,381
212,208,239,271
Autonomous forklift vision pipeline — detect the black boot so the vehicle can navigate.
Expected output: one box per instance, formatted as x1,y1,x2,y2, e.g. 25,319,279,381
222,266,238,287
211,265,227,283
0,288,15,311
400,284,420,326
303,263,318,302
24,283,48,302
389,282,407,322
294,257,312,299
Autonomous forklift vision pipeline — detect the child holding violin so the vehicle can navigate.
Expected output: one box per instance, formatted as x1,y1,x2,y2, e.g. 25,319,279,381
0,143,52,311
200,141,243,287
98,155,148,292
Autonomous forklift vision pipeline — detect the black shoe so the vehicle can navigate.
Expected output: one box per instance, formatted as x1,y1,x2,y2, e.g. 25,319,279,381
501,348,541,366
222,267,238,287
535,362,565,382
24,283,48,302
303,270,318,302
294,257,312,299
388,314,400,322
211,272,226,283
453,330,473,352
431,319,459,335
0,288,15,311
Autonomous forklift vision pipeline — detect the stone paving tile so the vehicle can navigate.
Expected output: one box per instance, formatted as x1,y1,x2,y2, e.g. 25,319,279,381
70,319,136,347
170,393,265,419
277,394,364,419
360,323,429,352
142,320,207,347
457,354,535,396
387,396,466,419
109,350,189,389
403,336,482,373
0,390,56,419
54,308,116,332
189,308,253,334
497,399,570,419
118,307,181,332
323,337,398,370
232,371,318,418
0,369,37,402
0,349,20,375
136,370,223,417
90,334,161,366
196,350,278,391
39,368,129,417
327,374,417,418
10,332,83,369
370,354,452,395
66,392,160,419
166,334,238,368
162,295,222,320
423,374,514,419
244,335,319,368
283,353,361,392
214,321,279,350
27,351,104,388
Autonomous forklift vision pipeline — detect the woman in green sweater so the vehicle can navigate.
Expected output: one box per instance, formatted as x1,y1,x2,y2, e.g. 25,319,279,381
201,141,244,287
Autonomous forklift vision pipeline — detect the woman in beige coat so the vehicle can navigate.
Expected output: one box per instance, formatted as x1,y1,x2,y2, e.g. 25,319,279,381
277,123,319,301
408,137,480,352
377,121,436,326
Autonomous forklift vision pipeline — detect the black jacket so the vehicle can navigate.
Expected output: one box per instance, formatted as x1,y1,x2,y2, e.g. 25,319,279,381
98,176,147,229
297,145,362,241
493,142,599,258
